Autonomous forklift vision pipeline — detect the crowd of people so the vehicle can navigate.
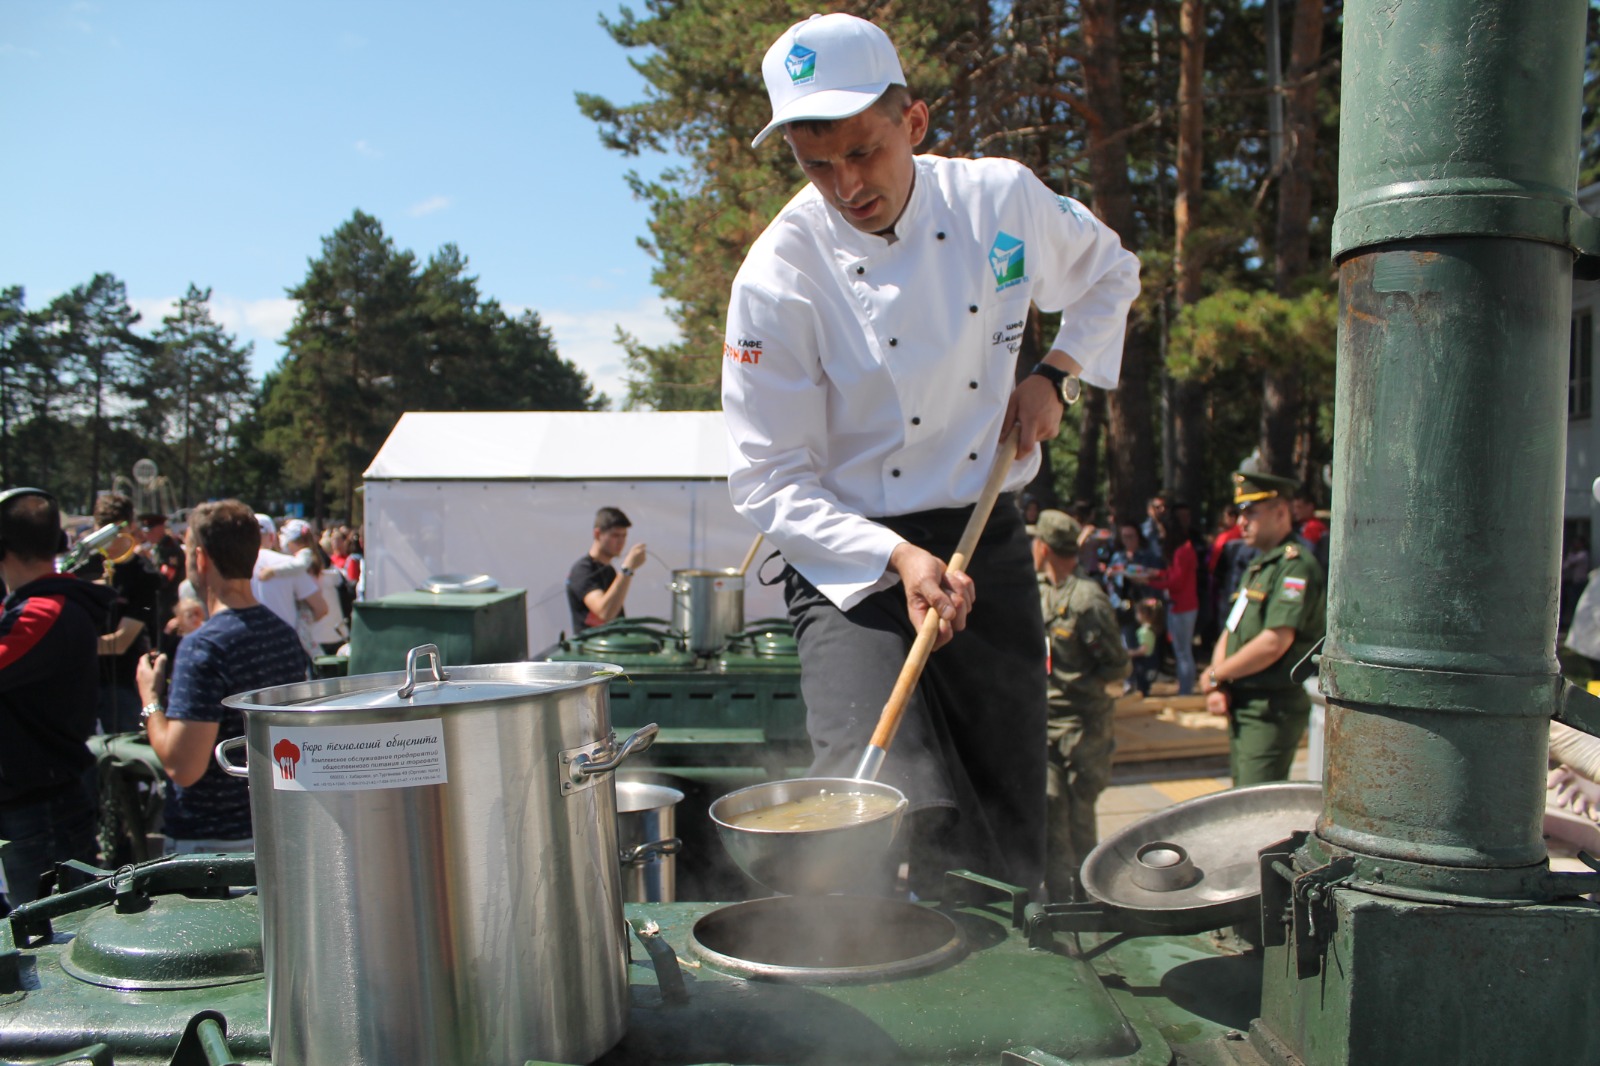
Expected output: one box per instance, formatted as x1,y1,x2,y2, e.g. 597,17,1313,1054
1022,480,1332,704
0,492,363,912
1030,471,1330,896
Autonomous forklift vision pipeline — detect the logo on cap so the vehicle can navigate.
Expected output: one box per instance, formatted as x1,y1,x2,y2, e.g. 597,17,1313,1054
786,44,817,85
989,232,1026,290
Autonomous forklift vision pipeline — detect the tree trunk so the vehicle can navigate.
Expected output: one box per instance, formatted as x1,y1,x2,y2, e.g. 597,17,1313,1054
1081,0,1155,524
1170,0,1208,509
90,357,104,505
1262,0,1324,477
1075,386,1106,506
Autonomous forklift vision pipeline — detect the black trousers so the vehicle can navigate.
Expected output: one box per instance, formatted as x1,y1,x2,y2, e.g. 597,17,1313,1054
782,496,1048,895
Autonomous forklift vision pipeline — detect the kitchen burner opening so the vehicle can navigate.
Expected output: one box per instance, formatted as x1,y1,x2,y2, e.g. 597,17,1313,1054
688,895,965,984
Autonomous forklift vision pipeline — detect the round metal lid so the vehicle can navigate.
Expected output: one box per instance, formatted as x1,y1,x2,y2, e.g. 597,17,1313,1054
1081,781,1322,917
420,572,499,593
580,630,666,656
223,646,621,716
62,893,263,991
689,896,964,984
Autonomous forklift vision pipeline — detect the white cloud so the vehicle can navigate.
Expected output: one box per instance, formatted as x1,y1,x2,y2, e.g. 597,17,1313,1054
353,139,380,158
539,296,679,408
128,296,179,329
211,296,300,341
130,294,300,379
407,195,451,218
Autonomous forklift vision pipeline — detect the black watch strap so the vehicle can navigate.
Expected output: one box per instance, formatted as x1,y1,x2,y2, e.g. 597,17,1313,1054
1029,361,1069,389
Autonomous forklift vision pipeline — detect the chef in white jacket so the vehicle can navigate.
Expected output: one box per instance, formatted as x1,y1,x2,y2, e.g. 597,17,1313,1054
722,13,1140,896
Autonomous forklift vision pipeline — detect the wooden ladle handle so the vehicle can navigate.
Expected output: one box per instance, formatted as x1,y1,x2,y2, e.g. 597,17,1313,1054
861,425,1023,764
736,533,765,578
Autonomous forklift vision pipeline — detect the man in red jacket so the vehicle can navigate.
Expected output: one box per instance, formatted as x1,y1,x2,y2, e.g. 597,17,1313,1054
0,488,117,908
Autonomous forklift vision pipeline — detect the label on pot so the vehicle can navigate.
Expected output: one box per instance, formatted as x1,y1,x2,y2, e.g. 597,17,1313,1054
267,718,448,792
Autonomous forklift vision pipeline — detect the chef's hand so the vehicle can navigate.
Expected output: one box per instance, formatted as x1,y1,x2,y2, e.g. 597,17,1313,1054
889,542,974,650
137,651,168,708
623,543,648,571
1001,350,1079,460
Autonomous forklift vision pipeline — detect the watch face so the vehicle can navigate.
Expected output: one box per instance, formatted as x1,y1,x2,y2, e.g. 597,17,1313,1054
1062,375,1082,405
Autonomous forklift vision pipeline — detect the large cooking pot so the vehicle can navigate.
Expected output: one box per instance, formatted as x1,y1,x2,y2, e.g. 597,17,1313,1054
670,567,745,654
216,645,655,1066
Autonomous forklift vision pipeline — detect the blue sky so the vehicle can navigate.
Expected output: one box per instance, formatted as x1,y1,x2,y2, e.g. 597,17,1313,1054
0,1,687,405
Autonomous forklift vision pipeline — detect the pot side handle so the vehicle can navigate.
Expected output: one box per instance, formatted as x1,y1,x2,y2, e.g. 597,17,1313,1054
214,735,249,778
569,723,660,784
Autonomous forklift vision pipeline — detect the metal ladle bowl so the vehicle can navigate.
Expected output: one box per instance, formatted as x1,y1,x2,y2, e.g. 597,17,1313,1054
709,778,908,896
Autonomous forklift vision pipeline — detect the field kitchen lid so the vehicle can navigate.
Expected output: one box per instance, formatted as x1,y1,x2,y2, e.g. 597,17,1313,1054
364,411,733,481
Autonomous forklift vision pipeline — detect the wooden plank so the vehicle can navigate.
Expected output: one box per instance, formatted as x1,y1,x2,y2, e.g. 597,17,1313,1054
1115,693,1210,717
1112,706,1230,764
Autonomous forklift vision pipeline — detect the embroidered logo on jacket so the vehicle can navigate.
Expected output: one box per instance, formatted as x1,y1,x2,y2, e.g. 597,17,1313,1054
1281,575,1307,601
989,232,1026,290
786,44,817,85
724,338,763,365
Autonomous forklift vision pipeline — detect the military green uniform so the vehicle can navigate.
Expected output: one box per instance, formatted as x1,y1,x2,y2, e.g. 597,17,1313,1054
1040,568,1132,900
1222,537,1326,785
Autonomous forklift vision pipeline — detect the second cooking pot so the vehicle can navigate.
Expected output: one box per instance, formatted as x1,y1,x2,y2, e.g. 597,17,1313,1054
218,646,655,1066
670,567,745,654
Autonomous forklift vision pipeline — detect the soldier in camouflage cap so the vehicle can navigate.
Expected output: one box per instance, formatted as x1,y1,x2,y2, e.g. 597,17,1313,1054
1200,472,1327,785
1033,509,1131,900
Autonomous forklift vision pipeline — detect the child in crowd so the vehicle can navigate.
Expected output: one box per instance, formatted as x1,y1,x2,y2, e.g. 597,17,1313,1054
1129,599,1161,697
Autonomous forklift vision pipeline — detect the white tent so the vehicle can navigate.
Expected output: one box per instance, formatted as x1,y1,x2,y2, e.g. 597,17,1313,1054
362,411,787,656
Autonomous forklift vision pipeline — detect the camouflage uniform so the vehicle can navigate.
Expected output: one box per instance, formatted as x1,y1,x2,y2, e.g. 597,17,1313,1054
1040,568,1132,900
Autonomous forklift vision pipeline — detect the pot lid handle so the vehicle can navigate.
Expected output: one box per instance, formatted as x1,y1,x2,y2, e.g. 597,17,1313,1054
398,644,450,700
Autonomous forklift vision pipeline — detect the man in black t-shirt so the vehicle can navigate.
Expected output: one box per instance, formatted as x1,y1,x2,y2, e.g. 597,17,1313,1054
565,507,647,634
138,513,186,634
85,493,160,735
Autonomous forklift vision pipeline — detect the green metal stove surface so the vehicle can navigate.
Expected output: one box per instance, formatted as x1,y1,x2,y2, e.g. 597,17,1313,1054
0,894,270,1065
1,867,1269,1066
602,898,1220,1066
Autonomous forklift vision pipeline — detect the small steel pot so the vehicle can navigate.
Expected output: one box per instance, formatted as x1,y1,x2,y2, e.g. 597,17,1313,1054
615,779,683,903
669,568,745,655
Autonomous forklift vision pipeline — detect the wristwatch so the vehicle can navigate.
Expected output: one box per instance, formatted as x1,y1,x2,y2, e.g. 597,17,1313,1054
1028,362,1082,405
141,701,164,722
620,567,634,578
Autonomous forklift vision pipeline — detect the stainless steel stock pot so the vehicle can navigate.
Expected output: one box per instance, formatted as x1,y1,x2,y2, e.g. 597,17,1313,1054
217,645,655,1066
669,567,745,654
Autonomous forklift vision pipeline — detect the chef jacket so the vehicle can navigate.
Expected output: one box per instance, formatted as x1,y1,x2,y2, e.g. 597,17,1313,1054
722,154,1140,610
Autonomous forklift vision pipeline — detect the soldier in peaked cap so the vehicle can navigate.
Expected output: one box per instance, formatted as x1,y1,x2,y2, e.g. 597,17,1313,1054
1200,472,1327,785
1033,510,1130,900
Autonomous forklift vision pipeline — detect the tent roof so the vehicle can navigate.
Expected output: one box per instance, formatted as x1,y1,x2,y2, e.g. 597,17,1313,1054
364,411,732,481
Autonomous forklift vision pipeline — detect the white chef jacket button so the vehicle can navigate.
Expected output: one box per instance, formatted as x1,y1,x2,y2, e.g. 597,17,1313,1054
855,266,865,275
888,338,898,347
968,381,979,389
892,468,902,477
968,305,978,314
911,417,921,426
936,231,946,240
969,453,979,461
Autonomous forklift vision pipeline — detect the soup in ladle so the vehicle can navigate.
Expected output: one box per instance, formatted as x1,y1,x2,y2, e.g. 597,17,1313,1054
724,789,902,832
